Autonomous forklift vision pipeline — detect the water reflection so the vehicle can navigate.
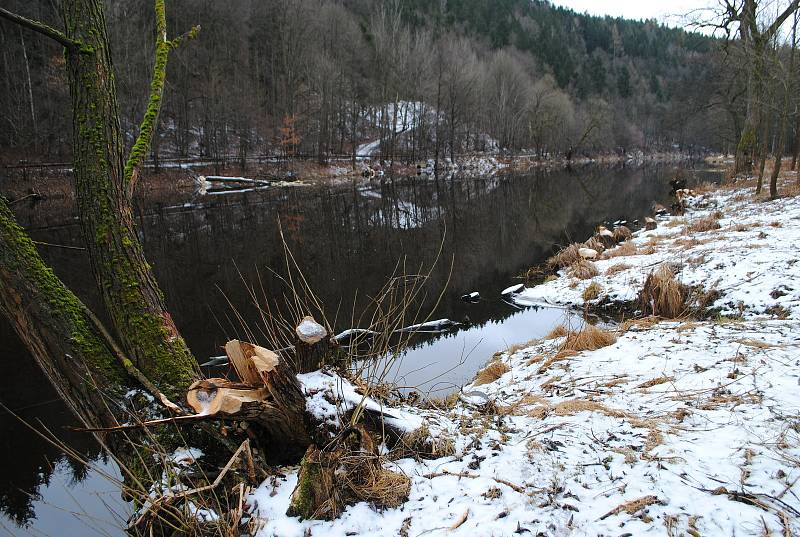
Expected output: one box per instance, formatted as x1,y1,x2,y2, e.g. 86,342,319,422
0,164,692,530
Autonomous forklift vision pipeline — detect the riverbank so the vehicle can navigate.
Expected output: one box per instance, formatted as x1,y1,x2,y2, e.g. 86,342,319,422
0,150,695,201
247,171,800,536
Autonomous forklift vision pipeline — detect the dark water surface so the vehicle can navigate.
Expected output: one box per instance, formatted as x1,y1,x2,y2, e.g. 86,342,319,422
0,164,710,535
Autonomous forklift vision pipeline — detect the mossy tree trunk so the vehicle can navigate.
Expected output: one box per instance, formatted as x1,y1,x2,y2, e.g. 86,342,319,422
57,0,198,400
0,197,126,431
0,0,203,420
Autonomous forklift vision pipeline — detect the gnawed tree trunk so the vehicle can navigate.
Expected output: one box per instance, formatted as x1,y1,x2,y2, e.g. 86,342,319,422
294,315,335,373
187,340,311,463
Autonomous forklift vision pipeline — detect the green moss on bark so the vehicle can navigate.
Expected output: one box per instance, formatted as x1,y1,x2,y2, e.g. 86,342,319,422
0,199,124,385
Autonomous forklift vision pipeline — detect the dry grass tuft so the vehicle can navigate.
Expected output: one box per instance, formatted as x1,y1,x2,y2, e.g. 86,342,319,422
685,216,721,233
474,361,511,385
344,456,411,508
613,226,633,243
568,259,599,280
553,399,627,418
525,354,545,365
601,495,661,519
636,376,674,389
603,241,638,258
545,324,569,339
665,217,687,228
505,338,540,355
734,338,782,349
560,324,617,352
546,243,582,270
395,425,456,460
497,394,548,415
582,282,603,301
583,236,606,253
537,349,578,374
605,262,631,276
619,316,660,332
637,265,689,318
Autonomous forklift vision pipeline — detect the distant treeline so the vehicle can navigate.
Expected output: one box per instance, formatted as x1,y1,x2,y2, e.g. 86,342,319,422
0,0,736,165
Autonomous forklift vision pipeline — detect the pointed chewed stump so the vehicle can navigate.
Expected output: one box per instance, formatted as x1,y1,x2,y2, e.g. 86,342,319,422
293,316,335,373
186,340,311,463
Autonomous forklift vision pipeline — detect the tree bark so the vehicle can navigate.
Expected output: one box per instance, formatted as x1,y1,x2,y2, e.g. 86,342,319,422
0,197,126,431
59,0,198,400
293,316,334,373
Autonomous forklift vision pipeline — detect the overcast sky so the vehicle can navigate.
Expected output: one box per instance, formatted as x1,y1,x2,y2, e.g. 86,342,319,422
549,0,714,29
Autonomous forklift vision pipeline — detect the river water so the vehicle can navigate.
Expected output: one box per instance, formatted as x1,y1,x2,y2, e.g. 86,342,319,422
0,164,715,536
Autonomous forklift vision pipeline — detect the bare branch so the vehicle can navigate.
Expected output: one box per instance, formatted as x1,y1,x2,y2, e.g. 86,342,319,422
765,0,800,42
0,6,82,49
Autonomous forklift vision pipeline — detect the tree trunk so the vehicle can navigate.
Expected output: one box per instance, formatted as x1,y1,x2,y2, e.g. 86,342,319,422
293,316,334,373
0,198,126,431
792,114,800,172
60,0,198,400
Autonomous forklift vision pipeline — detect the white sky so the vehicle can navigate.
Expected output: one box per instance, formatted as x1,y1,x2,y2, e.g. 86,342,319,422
549,1,715,28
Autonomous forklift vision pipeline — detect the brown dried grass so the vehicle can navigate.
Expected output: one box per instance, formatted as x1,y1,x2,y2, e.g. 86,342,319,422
560,324,617,352
619,316,660,332
568,260,599,280
537,349,578,374
545,325,569,339
583,236,606,253
613,226,633,243
582,282,603,301
665,218,687,228
474,361,511,385
505,338,540,355
603,241,638,258
546,243,583,270
395,425,456,460
636,376,674,389
637,265,689,318
685,216,721,233
605,263,631,276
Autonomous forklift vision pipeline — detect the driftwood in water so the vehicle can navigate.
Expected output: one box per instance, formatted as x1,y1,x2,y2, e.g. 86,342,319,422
186,339,311,463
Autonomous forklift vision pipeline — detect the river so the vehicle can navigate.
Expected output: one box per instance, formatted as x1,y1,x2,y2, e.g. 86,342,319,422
0,163,717,536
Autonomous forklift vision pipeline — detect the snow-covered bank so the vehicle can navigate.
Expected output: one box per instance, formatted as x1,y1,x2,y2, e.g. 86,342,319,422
514,178,800,320
248,177,800,536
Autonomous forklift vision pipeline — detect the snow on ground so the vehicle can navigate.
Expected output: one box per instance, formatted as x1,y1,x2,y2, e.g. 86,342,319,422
249,180,800,536
514,183,800,319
